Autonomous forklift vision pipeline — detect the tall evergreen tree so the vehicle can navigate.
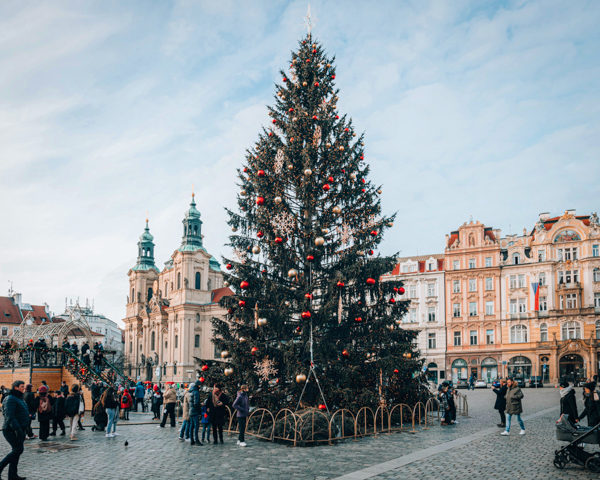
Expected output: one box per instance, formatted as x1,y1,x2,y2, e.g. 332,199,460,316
203,35,427,412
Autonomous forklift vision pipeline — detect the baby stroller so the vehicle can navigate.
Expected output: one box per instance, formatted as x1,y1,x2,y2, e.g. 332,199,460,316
555,414,600,472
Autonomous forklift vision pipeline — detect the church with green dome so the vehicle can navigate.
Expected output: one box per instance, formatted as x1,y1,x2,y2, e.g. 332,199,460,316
122,193,232,383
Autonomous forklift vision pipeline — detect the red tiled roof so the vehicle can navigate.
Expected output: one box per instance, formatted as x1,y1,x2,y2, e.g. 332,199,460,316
391,264,400,275
211,287,234,304
448,233,458,247
0,297,23,325
30,305,50,324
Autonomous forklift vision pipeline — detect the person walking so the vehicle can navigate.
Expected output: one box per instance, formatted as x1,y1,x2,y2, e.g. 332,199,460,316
159,384,177,428
120,388,132,421
559,381,579,426
0,380,29,480
438,383,451,426
65,385,82,441
59,381,69,398
134,381,145,412
468,374,475,391
200,400,211,443
51,390,66,436
232,385,250,447
36,385,53,441
501,378,525,436
206,383,229,445
22,384,37,440
577,381,600,427
93,350,103,375
151,385,163,420
492,378,507,428
187,381,203,445
102,387,120,438
179,386,191,442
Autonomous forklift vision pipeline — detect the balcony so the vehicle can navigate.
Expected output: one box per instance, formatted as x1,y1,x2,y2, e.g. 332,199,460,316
557,282,581,291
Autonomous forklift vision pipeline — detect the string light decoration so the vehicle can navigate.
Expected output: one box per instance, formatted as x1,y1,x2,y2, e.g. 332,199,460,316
205,31,429,413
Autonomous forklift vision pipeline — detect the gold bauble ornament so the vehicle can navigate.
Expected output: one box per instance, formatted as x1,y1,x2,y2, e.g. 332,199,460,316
361,142,365,146
395,319,402,325
231,226,237,232
352,133,356,137
315,237,325,247
277,92,282,97
287,164,294,170
296,374,307,383
274,196,282,204
357,251,365,256
333,206,342,214
339,146,344,151
327,63,331,68
258,318,267,327
377,189,382,194
224,367,234,377
326,143,331,148
255,146,259,150
304,169,312,176
312,43,316,48
221,350,230,359
292,117,297,122
387,325,394,331
224,281,230,288
304,112,308,116
252,246,261,254
302,81,308,87
388,222,394,227
350,173,357,180
321,228,329,234
288,269,298,278
241,206,246,211
240,190,246,196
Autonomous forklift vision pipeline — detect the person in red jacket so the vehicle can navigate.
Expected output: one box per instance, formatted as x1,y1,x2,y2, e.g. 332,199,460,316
120,388,133,421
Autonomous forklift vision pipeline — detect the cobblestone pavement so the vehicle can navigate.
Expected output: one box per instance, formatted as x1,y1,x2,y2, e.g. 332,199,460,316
0,387,596,479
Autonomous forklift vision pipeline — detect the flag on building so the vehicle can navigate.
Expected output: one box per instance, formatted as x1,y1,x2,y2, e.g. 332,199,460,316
531,282,540,311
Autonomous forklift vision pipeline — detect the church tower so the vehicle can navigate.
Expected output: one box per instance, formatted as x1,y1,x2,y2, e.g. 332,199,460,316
128,218,159,311
180,192,203,252
134,219,159,271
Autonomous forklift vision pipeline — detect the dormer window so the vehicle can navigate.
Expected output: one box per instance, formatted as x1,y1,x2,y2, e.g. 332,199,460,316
512,253,520,265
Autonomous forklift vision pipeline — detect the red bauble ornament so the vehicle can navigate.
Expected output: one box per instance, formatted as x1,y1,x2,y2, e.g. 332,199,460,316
369,250,374,255
239,300,246,307
256,196,265,206
313,115,318,120
389,298,396,304
303,40,306,44
331,75,336,79
318,404,327,411
355,317,362,323
323,184,330,191
399,287,405,295
296,326,301,333
361,188,366,193
240,281,250,290
360,155,364,160
394,369,399,374
258,170,265,177
328,176,334,183
335,115,339,119
272,119,276,124
370,230,378,236
312,49,317,53
227,308,233,315
268,132,273,137
243,167,248,172
199,377,205,383
257,231,264,238
201,365,209,371
305,293,313,300
306,255,314,262
261,269,267,274
289,108,294,112
342,169,346,173
366,278,376,286
301,311,311,319
336,281,345,288
275,237,283,244
393,287,399,292
344,128,349,132
306,59,311,63
283,77,287,82
226,263,233,270
342,349,349,357
361,178,366,184
251,347,259,355
314,82,319,87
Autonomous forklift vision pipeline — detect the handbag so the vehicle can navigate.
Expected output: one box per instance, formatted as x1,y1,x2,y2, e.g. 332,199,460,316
79,397,85,414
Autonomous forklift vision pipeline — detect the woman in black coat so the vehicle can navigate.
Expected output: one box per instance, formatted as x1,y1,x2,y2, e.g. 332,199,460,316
206,384,229,444
559,381,579,426
492,378,507,427
578,381,600,427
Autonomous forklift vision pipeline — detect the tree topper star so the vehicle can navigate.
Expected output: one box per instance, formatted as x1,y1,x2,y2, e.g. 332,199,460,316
302,4,317,35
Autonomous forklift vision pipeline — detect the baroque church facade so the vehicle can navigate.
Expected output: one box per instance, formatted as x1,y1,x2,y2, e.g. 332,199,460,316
122,194,232,384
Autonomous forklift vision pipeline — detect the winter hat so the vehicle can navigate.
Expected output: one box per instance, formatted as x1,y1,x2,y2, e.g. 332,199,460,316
39,385,48,393
559,381,570,389
584,382,597,391
153,385,159,391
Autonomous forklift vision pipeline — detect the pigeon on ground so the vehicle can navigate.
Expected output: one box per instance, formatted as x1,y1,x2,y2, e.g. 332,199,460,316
124,440,129,447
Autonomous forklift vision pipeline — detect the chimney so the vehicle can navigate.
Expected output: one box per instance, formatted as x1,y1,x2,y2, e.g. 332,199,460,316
539,212,550,221
12,293,21,309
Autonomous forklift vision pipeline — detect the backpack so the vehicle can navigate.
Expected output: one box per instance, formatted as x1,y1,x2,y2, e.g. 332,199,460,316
38,396,52,414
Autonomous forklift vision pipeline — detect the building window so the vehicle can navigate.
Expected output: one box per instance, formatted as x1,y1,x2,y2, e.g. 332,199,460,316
409,264,416,273
469,279,476,292
486,329,494,344
129,342,132,353
510,276,517,289
510,299,517,314
593,245,599,257
131,288,135,303
518,275,525,288
402,265,408,273
469,302,477,316
539,272,546,286
428,263,434,271
485,277,493,290
409,285,417,298
164,282,168,296
562,321,581,340
177,272,181,289
428,333,436,349
428,307,436,322
513,253,520,265
148,288,153,301
486,301,494,315
540,296,547,311
485,257,492,268
427,284,435,297
518,298,527,313
594,293,600,308
409,308,417,322
469,259,476,269
511,325,528,343
0,327,7,336
195,272,201,289
596,321,600,339
453,331,462,346
573,248,578,260
175,335,178,348
194,335,200,348
470,330,478,345
594,269,600,282
540,323,548,342
453,260,459,270
151,331,155,351
453,304,461,317
538,250,546,262
453,281,460,293
566,293,578,309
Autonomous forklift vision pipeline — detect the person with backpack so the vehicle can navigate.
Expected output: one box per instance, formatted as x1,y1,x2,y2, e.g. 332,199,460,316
232,385,250,447
22,384,38,439
179,385,191,442
0,380,29,480
134,381,145,412
501,377,525,436
36,385,54,441
65,385,82,441
51,390,66,436
120,387,133,421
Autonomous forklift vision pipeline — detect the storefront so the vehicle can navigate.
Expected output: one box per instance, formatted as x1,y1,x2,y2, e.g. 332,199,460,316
427,362,439,383
559,354,585,383
451,358,468,382
507,356,532,380
541,356,550,383
481,357,498,383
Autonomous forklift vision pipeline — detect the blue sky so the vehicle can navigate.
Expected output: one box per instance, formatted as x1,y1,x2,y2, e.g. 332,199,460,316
1,0,599,325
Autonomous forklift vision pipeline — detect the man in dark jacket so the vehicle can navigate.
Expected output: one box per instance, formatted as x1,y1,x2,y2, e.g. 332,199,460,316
232,385,250,447
187,382,202,445
492,378,507,427
60,381,69,398
22,384,38,439
0,380,29,480
93,350,103,375
206,383,229,444
51,390,67,436
91,381,103,412
578,381,600,427
134,381,145,412
559,381,579,426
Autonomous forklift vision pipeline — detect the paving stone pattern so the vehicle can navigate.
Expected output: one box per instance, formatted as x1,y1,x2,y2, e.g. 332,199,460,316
0,387,596,479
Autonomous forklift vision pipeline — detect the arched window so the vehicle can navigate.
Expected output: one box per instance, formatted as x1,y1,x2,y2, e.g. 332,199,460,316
142,248,145,257
195,272,201,290
173,362,177,375
194,225,198,235
164,282,168,296
165,341,168,350
512,253,520,265
195,313,200,323
540,323,548,342
194,335,200,348
562,321,581,340
539,272,546,286
151,331,155,351
148,288,153,301
596,321,600,340
131,288,135,303
510,325,528,343
175,335,178,348
594,268,600,282
177,272,181,289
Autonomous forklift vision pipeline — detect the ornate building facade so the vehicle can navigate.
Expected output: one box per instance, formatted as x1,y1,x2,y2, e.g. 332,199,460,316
122,194,232,384
444,221,503,383
383,254,446,384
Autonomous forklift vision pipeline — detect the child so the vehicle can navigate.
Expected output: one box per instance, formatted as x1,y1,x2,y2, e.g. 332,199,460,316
201,399,211,443
120,387,133,420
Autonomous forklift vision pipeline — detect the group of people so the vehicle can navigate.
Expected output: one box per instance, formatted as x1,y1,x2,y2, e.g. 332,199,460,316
61,340,105,373
558,379,600,428
437,381,459,425
492,377,526,435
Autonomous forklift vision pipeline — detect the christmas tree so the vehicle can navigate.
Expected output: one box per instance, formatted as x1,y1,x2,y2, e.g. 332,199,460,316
204,34,428,412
